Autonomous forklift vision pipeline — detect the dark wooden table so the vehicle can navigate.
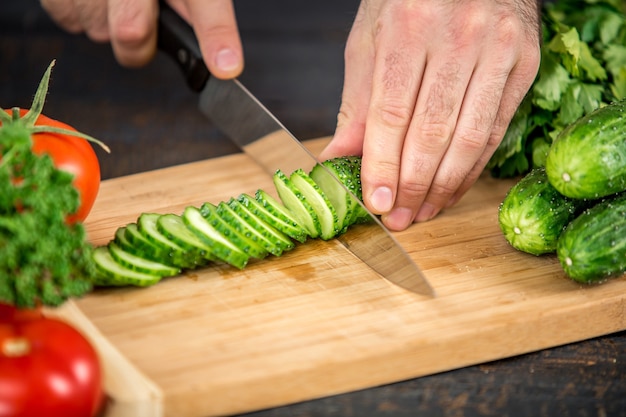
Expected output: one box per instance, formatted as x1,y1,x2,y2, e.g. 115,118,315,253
2,2,625,416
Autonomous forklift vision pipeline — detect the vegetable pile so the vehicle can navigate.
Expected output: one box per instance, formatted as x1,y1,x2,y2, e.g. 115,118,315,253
0,61,106,417
93,156,371,286
488,0,626,178
0,61,107,308
499,99,626,284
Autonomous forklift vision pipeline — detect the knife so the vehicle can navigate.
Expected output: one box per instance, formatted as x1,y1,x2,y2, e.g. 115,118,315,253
156,2,435,297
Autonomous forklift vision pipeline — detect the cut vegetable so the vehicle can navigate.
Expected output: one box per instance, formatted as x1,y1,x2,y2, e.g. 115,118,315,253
289,169,340,240
227,197,295,254
92,246,163,287
182,205,250,269
273,169,321,238
137,213,200,269
157,213,215,263
217,200,285,256
108,241,180,277
199,202,268,259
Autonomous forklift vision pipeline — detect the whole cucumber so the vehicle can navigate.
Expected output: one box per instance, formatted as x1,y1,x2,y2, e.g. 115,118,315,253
557,192,626,283
498,167,589,255
546,100,626,199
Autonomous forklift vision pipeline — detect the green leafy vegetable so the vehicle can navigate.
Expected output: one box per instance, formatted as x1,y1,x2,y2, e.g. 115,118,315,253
0,63,97,308
488,0,626,178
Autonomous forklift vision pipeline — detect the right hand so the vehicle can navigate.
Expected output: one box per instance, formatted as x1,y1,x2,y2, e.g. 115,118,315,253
40,0,244,79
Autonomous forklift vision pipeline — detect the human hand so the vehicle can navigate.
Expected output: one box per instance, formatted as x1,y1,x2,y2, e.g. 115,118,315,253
320,0,541,231
40,0,243,79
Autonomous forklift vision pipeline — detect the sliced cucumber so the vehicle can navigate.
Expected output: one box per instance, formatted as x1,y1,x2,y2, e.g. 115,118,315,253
321,156,370,224
290,169,340,240
200,202,268,259
92,246,163,287
137,213,200,269
239,191,309,243
272,169,321,238
123,223,181,266
182,205,250,269
157,213,215,263
309,163,353,232
108,241,181,277
227,197,295,254
217,200,285,257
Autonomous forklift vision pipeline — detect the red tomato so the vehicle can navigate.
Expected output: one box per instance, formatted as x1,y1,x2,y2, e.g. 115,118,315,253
11,109,101,223
0,304,104,417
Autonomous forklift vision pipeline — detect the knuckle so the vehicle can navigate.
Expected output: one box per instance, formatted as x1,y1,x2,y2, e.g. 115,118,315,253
376,100,414,129
415,121,454,151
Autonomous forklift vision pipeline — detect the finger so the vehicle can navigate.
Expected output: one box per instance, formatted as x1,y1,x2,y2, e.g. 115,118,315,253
413,60,507,222
359,5,427,221
380,13,483,230
319,3,373,161
73,0,110,42
108,0,158,67
183,0,243,79
40,0,83,33
444,44,541,211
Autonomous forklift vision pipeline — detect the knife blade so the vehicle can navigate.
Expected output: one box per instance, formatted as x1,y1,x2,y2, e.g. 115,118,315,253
156,2,435,297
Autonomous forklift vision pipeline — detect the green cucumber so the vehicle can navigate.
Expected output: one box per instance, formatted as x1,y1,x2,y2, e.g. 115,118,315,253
199,202,268,259
92,246,163,287
546,100,626,199
217,200,285,256
309,163,354,232
273,169,321,238
182,205,250,269
108,241,180,277
289,169,340,240
92,156,376,288
156,213,215,263
227,198,295,254
137,213,201,269
250,190,309,242
498,167,590,255
123,223,183,267
321,156,370,224
557,192,626,283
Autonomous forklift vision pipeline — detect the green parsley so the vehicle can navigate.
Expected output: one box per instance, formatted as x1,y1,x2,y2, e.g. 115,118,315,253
488,0,626,177
0,62,98,308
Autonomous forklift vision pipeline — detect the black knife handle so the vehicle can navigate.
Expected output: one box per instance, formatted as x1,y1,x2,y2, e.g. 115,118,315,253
157,1,209,92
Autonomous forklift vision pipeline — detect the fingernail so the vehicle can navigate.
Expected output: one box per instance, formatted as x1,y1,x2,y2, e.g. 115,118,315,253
415,202,437,222
384,207,414,231
215,48,239,72
370,187,393,213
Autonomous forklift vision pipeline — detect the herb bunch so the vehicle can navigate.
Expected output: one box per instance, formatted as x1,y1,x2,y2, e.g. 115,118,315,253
488,0,626,177
0,63,97,308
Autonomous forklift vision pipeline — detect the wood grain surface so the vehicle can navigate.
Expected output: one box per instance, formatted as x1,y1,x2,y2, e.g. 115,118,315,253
51,138,626,417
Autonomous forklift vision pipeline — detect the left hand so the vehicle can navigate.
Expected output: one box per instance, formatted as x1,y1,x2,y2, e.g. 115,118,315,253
320,0,542,231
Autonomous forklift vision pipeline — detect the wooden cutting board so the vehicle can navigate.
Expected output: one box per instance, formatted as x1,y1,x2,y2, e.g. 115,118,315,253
46,137,626,417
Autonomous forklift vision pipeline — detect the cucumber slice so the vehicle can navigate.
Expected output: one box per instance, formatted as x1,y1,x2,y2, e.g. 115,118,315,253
199,202,268,259
114,226,133,251
289,169,340,240
137,213,200,269
123,223,181,266
182,206,250,269
320,156,370,225
239,192,309,243
92,246,163,287
108,241,180,277
227,198,295,254
157,213,215,263
309,163,353,232
272,170,321,238
217,200,285,257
